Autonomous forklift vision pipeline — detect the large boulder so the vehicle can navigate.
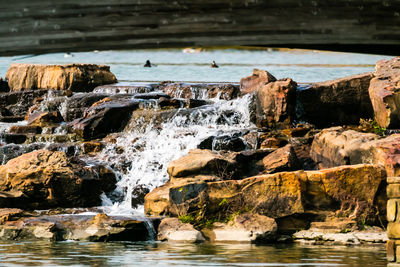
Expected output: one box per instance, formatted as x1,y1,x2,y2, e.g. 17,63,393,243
168,171,305,219
240,69,277,95
369,57,400,128
145,164,386,227
253,78,297,128
0,150,116,209
298,72,374,127
310,126,400,176
6,64,117,92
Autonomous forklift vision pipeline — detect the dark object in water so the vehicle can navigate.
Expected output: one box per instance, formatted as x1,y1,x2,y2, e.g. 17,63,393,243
211,61,219,68
144,60,154,67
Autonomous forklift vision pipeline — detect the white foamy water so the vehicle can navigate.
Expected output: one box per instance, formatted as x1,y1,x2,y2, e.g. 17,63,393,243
97,94,254,214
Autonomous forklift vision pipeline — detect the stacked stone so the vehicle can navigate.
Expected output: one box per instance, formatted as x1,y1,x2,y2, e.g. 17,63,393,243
387,177,400,265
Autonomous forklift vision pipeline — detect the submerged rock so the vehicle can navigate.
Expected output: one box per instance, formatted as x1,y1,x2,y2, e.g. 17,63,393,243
0,150,116,209
298,72,374,127
369,57,400,128
6,64,117,92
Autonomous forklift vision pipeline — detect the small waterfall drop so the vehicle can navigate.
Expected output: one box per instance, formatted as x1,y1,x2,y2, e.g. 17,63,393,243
97,93,255,215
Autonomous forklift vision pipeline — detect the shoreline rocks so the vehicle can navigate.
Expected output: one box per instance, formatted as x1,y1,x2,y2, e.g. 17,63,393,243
1,58,400,247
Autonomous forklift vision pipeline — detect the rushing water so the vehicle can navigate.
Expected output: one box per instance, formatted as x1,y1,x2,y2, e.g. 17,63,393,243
0,48,390,265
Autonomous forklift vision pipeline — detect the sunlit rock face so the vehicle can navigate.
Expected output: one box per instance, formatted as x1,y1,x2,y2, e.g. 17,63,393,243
369,57,400,129
0,149,116,209
5,63,117,92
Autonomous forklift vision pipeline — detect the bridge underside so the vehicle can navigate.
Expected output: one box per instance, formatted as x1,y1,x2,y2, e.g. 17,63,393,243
1,0,399,56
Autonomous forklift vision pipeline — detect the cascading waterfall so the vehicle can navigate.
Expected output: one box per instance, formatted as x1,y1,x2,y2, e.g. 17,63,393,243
98,93,255,215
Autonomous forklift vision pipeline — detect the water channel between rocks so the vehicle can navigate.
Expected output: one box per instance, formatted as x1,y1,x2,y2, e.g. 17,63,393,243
0,48,392,265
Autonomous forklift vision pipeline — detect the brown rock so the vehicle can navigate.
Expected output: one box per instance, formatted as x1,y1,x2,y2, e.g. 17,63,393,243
298,72,374,127
6,63,117,92
369,57,400,128
144,183,171,216
240,69,277,95
146,164,385,227
310,126,400,176
0,150,116,209
82,141,104,155
254,78,297,128
0,213,149,242
167,149,237,179
27,111,63,127
260,137,287,149
9,125,42,135
71,97,139,140
203,213,277,243
157,217,205,242
168,171,305,219
262,144,300,174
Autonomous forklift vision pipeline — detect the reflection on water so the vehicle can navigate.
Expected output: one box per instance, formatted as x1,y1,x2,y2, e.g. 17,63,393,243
0,48,392,83
0,241,386,266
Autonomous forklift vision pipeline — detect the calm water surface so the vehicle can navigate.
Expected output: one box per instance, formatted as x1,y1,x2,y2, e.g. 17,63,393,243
0,48,392,83
0,241,386,267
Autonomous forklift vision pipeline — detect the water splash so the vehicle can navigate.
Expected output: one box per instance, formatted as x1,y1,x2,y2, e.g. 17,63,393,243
97,94,254,214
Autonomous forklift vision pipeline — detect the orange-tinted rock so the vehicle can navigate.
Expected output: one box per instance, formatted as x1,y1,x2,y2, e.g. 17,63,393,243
254,78,297,128
262,144,300,174
240,69,277,95
310,126,400,176
369,57,400,128
0,150,116,209
6,63,117,92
